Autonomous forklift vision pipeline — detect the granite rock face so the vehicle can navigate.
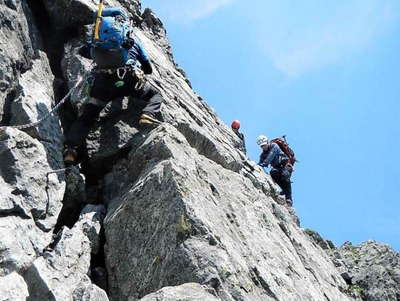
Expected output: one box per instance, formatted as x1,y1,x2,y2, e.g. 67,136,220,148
0,0,35,123
23,205,107,300
0,0,105,299
304,228,336,250
0,272,29,301
138,283,220,301
0,128,65,275
103,126,355,301
0,0,66,288
0,0,397,300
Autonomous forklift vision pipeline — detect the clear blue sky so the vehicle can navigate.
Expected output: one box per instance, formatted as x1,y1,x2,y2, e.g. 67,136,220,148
141,0,400,251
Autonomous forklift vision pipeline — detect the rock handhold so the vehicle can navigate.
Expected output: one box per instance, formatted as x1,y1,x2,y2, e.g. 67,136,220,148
138,283,220,301
23,205,106,300
0,272,29,301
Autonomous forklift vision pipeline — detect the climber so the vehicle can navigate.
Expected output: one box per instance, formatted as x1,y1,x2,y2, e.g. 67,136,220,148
63,6,163,164
257,135,293,206
231,120,246,154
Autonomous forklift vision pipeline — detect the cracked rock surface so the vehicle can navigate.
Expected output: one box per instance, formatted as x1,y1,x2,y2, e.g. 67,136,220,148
330,240,400,301
0,0,397,300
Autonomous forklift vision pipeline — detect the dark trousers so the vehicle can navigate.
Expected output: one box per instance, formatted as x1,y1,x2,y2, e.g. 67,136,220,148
270,165,292,200
65,72,163,147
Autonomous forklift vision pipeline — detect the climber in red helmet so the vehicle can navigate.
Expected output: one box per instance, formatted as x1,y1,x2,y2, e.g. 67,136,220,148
231,120,246,154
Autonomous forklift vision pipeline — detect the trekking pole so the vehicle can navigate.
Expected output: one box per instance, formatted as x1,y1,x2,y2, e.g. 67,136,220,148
94,0,104,40
282,135,287,143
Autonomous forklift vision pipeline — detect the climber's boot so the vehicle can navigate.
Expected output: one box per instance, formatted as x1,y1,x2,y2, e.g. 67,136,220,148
138,113,160,126
63,146,77,166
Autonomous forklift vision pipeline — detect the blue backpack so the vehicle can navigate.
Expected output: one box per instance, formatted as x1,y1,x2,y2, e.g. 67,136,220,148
91,7,133,69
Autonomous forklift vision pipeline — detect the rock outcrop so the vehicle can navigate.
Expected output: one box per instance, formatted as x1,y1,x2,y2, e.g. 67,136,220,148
0,128,64,274
0,0,36,123
0,0,397,300
0,272,29,301
103,126,354,301
331,241,400,301
138,283,220,301
24,205,107,300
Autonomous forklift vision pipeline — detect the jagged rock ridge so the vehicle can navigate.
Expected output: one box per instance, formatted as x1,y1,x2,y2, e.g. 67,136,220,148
0,0,397,300
331,240,400,301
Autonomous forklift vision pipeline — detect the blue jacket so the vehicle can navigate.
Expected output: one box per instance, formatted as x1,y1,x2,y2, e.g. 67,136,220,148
258,143,289,169
125,41,152,73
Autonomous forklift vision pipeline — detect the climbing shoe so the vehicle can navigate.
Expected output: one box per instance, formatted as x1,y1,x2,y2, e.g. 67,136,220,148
63,147,77,166
138,113,160,126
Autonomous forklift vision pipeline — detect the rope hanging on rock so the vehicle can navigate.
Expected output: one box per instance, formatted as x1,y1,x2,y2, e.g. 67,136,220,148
0,75,86,131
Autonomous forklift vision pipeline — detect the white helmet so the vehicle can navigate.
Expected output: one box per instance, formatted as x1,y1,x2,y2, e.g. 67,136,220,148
256,135,269,146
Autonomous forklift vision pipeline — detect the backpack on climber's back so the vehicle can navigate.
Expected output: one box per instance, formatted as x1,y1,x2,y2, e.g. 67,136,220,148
271,136,297,166
91,7,133,69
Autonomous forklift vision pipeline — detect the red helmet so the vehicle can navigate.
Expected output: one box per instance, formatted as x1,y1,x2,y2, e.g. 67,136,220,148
231,120,240,129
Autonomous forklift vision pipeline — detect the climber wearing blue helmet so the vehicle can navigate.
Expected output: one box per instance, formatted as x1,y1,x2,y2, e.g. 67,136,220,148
64,5,163,164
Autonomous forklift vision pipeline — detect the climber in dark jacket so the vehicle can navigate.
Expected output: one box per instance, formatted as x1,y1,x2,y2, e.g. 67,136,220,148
257,135,293,205
64,39,163,164
231,120,246,154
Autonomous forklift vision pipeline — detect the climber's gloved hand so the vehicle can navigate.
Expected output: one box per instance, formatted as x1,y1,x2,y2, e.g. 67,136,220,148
133,68,146,90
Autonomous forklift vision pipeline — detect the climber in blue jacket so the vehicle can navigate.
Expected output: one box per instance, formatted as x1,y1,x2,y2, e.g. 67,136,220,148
63,7,163,164
257,135,293,206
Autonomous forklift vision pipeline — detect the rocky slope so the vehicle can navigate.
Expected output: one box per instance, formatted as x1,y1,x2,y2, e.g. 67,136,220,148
0,0,397,300
331,241,400,301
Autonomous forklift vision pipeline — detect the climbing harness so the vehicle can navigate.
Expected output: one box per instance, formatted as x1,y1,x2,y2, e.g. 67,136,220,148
93,65,146,90
0,75,86,131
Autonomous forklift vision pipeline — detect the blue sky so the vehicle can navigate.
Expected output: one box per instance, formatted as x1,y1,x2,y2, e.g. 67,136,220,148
141,0,400,251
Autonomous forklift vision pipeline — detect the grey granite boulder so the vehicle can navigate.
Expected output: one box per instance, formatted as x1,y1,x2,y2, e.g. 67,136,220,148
0,0,64,167
61,37,93,114
9,51,65,169
0,272,29,301
0,128,65,276
73,282,109,301
0,0,36,123
41,0,142,30
138,283,220,301
41,0,97,29
0,128,65,231
23,205,107,300
331,240,400,301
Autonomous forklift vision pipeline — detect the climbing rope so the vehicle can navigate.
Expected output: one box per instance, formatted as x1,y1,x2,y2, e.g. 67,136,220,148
0,75,87,215
0,75,86,131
